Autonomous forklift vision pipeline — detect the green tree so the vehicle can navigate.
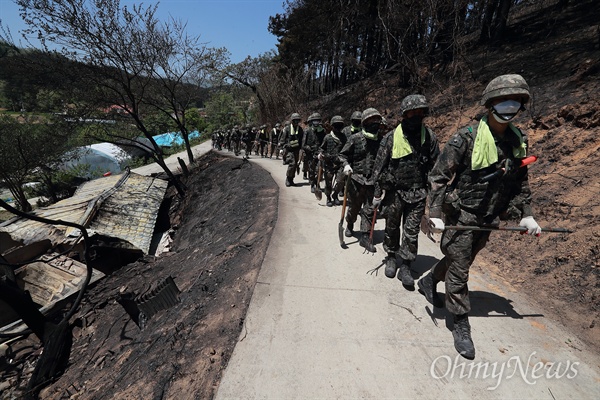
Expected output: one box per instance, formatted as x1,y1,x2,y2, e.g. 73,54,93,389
0,114,74,211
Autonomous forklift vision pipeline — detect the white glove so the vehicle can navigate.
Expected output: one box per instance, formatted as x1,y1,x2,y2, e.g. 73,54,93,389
372,197,382,208
343,165,353,176
279,149,284,156
428,217,445,233
318,153,324,160
520,216,541,236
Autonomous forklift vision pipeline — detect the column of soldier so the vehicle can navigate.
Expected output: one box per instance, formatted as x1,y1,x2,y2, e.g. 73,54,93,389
215,75,545,362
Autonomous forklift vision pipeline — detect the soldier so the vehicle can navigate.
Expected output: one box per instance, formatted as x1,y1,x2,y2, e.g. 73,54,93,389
258,124,269,157
303,113,327,193
342,110,362,140
372,95,440,286
319,115,347,206
279,113,304,187
338,108,384,253
420,74,541,360
270,123,282,159
242,125,253,158
230,125,241,156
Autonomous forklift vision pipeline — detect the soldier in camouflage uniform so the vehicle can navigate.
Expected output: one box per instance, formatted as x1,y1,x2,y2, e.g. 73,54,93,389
319,115,347,206
279,113,304,187
303,113,327,193
372,95,440,286
338,108,384,253
258,124,269,157
419,74,541,360
342,111,362,140
270,123,282,159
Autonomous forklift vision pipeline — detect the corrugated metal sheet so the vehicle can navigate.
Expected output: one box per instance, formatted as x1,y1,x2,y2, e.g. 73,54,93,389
0,171,168,254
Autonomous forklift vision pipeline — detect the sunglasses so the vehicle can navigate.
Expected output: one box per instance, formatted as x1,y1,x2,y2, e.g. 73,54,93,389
492,100,525,121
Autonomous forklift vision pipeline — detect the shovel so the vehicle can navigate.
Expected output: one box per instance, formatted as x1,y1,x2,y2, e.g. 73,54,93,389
338,172,351,248
314,159,323,200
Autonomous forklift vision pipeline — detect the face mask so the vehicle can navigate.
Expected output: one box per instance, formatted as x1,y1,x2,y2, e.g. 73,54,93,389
402,115,423,131
491,100,522,123
364,122,380,134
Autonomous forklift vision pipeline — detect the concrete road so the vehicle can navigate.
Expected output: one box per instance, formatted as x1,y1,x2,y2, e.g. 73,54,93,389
214,152,600,399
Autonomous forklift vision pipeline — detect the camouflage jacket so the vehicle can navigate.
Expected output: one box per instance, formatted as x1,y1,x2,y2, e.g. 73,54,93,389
372,125,440,201
428,120,533,220
338,131,382,185
303,126,326,154
342,124,361,140
319,130,346,167
279,124,304,149
270,128,281,144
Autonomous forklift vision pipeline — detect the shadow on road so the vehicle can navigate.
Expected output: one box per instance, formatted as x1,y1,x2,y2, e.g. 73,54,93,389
424,290,545,330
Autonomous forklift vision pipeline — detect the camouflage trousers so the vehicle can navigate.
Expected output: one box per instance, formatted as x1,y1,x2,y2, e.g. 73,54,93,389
323,162,343,197
345,179,375,233
430,210,492,316
285,148,301,178
382,191,425,262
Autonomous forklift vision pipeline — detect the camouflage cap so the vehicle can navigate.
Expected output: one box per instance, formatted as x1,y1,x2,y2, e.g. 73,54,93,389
482,74,530,106
361,108,382,124
290,112,301,121
351,110,362,121
330,115,344,125
400,94,429,115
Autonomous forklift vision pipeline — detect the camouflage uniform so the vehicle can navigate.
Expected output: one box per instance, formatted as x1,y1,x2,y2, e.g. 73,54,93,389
258,125,269,157
338,109,383,242
319,118,346,205
373,122,439,263
270,124,281,158
279,115,304,186
342,111,362,140
303,113,327,191
427,75,535,319
428,121,532,315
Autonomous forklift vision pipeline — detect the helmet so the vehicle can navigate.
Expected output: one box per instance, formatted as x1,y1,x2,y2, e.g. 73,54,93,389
307,112,322,122
361,108,382,124
290,113,301,121
275,123,281,128
481,74,530,106
400,94,429,115
330,115,344,125
351,111,362,121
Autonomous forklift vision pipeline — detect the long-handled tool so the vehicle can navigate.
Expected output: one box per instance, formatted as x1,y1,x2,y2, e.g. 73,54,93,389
368,206,378,249
444,225,572,233
480,155,538,182
296,149,304,175
314,159,323,200
338,173,351,248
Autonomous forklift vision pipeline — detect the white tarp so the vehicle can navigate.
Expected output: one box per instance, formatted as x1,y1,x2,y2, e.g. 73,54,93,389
64,143,131,177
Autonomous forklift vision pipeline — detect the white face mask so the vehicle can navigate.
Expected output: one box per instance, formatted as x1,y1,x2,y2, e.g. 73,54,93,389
491,99,522,124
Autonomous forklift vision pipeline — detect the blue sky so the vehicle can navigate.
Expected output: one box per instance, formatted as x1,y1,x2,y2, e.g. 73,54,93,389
0,0,285,63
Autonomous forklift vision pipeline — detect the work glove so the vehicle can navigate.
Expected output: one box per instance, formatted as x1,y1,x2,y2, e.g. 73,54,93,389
279,149,284,156
318,152,324,161
343,165,353,176
519,216,542,236
372,196,382,209
428,217,445,234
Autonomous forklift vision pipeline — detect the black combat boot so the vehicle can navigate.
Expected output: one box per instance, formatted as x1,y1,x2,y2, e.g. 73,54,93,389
384,254,398,278
417,272,444,308
359,233,376,253
310,183,316,193
303,171,308,180
326,195,333,207
344,223,354,237
332,192,341,206
285,177,291,187
418,272,444,308
397,260,414,286
453,314,475,359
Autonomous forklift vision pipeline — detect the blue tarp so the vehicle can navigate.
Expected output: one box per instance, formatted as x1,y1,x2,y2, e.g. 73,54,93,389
152,131,200,147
